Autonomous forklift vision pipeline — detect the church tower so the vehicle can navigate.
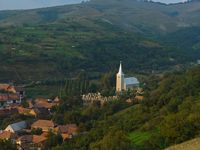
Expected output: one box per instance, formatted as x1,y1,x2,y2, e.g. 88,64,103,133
116,61,125,92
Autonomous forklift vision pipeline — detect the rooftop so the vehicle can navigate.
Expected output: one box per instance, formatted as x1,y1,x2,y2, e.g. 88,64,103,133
5,121,27,133
0,131,17,140
125,77,139,85
31,120,54,128
0,93,20,101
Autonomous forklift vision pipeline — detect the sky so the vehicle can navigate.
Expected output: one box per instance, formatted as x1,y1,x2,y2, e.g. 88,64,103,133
0,0,187,10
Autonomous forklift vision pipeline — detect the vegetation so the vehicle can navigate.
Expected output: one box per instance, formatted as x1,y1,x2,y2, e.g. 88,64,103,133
0,0,200,86
45,131,63,149
51,66,200,150
0,139,17,150
0,0,200,149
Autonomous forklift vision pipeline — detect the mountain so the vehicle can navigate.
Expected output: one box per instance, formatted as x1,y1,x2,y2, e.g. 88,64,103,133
0,0,200,33
0,0,200,84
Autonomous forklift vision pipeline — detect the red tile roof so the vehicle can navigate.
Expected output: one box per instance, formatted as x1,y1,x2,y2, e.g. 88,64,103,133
32,135,47,144
0,131,17,140
57,124,78,134
0,84,16,93
0,94,20,101
31,120,55,132
34,98,57,109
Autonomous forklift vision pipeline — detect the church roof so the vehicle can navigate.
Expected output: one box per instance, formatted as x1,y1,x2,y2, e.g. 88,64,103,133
117,61,124,75
125,77,139,85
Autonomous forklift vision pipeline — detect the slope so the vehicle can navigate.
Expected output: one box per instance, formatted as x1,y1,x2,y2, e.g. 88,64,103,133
0,0,200,84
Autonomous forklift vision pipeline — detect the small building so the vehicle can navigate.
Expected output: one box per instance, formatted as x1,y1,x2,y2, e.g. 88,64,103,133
0,83,16,93
17,135,47,150
0,94,21,107
55,124,78,140
0,130,18,142
17,107,31,116
0,108,18,117
29,108,50,119
0,83,25,97
31,120,55,132
5,121,27,133
34,98,58,110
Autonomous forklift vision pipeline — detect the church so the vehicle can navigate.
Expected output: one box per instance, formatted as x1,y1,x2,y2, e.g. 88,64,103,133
116,62,139,92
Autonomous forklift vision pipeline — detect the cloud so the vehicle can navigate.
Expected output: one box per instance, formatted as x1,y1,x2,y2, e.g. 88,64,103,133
153,0,187,4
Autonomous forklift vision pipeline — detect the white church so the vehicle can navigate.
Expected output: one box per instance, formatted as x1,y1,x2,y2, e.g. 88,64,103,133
116,62,139,92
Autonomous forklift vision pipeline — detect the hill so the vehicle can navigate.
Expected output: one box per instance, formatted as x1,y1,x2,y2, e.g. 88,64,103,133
0,0,200,34
165,138,200,150
0,0,200,83
51,66,200,150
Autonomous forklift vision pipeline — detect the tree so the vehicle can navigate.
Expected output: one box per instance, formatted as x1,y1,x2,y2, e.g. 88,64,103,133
0,139,17,150
45,131,63,149
90,130,133,150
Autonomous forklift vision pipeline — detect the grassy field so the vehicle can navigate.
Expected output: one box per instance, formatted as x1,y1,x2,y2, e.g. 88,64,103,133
128,131,153,145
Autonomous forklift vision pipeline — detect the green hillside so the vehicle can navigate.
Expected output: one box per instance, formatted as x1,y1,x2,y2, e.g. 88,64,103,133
1,0,200,34
0,0,200,84
51,66,200,150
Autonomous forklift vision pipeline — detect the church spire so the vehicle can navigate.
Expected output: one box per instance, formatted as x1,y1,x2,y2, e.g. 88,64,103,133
118,61,123,75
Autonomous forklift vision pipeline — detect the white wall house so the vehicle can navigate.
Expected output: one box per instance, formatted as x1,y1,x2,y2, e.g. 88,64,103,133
5,121,27,133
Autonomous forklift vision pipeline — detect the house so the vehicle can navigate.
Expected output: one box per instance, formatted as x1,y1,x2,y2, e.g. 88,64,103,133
55,124,78,140
135,95,144,101
0,83,25,97
17,107,31,116
32,135,47,148
31,120,55,132
29,108,50,119
0,83,16,93
34,98,58,110
17,135,47,150
0,93,21,107
0,130,17,142
0,108,18,117
5,121,27,133
16,135,32,149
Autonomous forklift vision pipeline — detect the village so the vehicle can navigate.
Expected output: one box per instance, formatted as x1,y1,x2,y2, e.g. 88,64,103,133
0,62,144,150
0,83,78,150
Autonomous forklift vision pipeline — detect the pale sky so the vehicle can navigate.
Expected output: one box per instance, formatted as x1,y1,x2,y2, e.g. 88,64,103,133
0,0,188,10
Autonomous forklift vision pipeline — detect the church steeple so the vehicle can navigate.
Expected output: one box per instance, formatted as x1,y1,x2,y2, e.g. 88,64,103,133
116,61,125,92
118,61,123,75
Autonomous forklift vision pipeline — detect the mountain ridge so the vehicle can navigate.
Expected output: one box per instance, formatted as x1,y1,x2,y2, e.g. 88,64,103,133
0,0,200,34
